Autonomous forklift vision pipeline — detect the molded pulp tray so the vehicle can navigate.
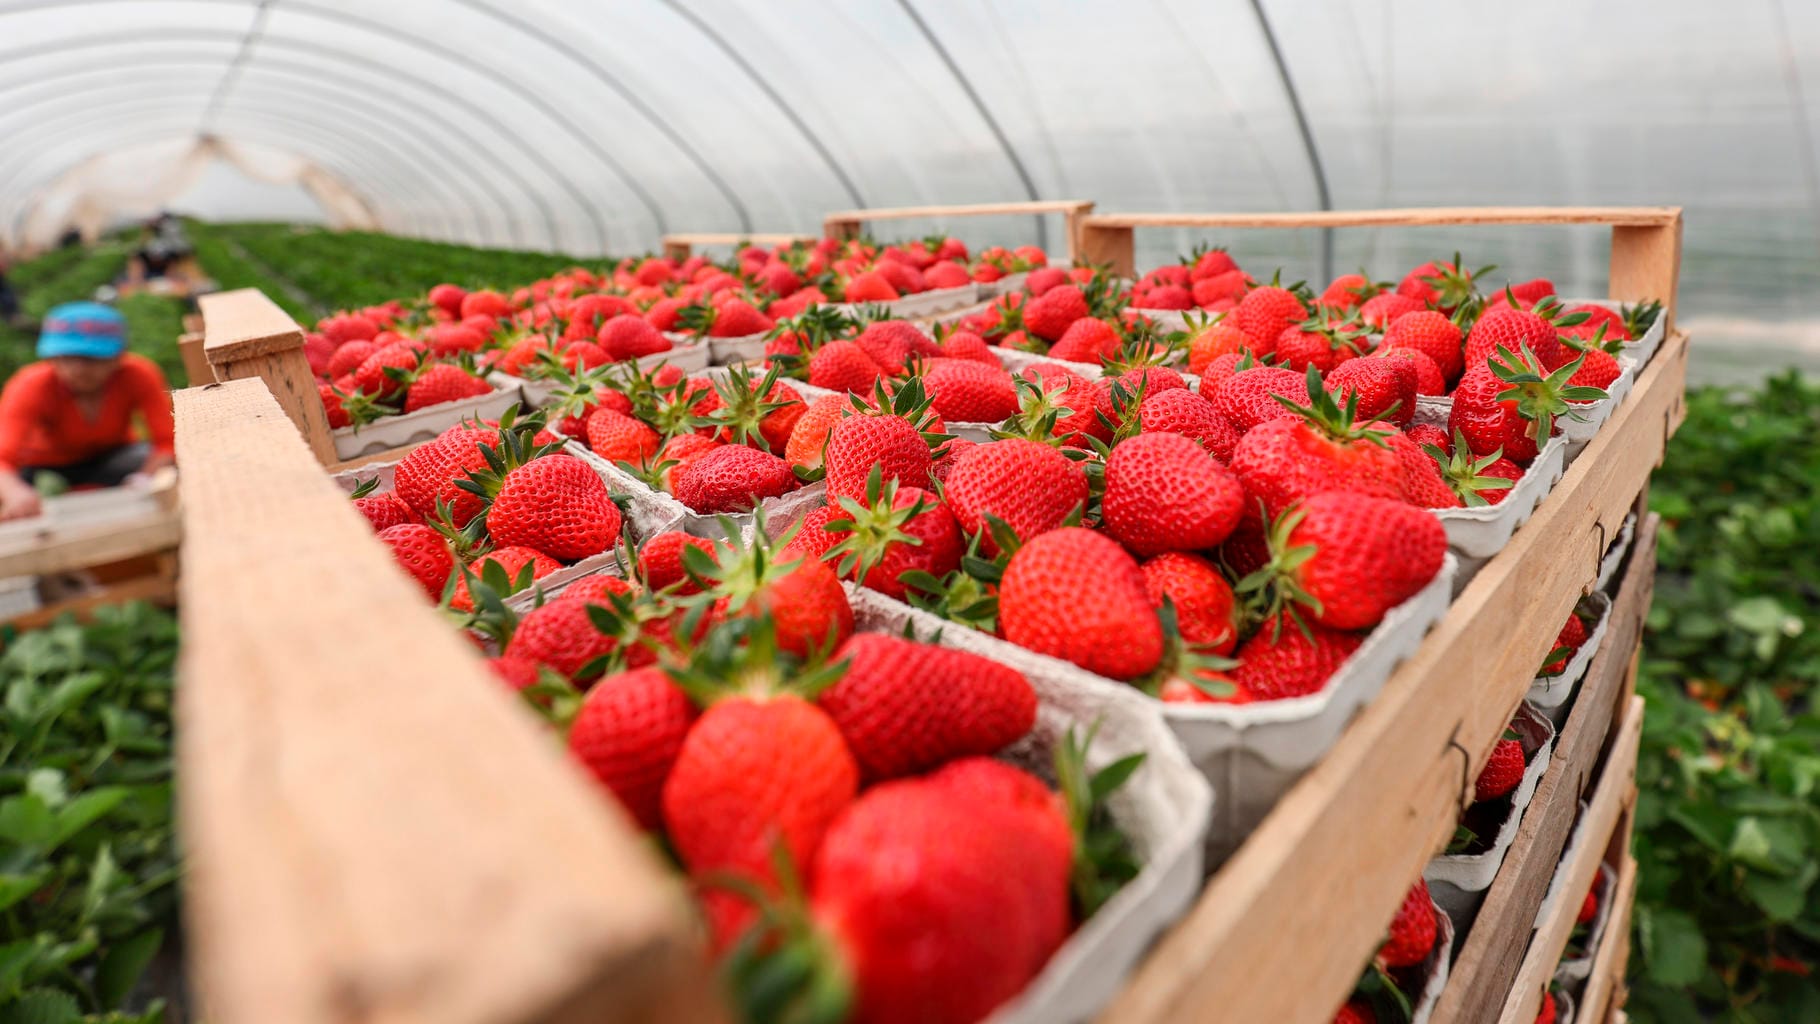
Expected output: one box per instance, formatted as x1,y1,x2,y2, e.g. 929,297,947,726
333,381,524,460
1426,702,1557,922
834,282,981,320
1526,592,1613,726
490,337,713,408
1412,906,1457,1024
1554,862,1618,984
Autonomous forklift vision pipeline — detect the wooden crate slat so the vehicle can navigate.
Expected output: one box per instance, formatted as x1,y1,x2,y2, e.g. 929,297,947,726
1501,697,1644,1021
660,232,813,260
1435,514,1658,1021
822,199,1096,260
1098,332,1686,1024
1081,206,1680,230
1576,854,1640,1023
199,289,338,465
0,513,179,578
174,378,717,1024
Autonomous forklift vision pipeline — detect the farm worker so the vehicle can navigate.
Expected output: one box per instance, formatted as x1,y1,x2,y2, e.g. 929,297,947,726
0,302,174,521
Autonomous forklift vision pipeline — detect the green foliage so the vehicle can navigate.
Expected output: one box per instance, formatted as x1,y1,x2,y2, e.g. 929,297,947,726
1630,371,1820,1023
111,295,187,390
182,221,319,322
0,604,180,1022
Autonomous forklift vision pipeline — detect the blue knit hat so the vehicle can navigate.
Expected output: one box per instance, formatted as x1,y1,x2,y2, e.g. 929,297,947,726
39,302,127,359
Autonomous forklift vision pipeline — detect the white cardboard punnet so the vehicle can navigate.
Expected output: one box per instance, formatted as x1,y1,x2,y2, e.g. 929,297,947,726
1426,702,1558,921
1527,593,1613,725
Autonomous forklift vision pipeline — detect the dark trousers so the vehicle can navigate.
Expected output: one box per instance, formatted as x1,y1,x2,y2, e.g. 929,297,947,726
19,442,150,488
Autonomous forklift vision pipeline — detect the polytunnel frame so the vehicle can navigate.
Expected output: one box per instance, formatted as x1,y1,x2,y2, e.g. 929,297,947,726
0,75,513,245
0,93,483,244
0,19,615,251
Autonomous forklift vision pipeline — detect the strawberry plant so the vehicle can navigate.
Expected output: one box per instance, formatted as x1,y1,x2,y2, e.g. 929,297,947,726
0,603,180,1023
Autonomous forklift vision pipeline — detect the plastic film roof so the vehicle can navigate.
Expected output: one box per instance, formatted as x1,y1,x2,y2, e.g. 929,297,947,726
2,0,1819,330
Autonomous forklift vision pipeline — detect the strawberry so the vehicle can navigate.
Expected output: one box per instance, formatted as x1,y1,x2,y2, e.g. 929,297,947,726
943,438,1088,553
1232,614,1362,699
843,270,900,303
1334,1000,1377,1024
1542,612,1587,674
494,336,553,377
1011,366,1112,448
1110,366,1187,397
638,531,718,594
460,289,511,320
1464,306,1566,371
824,409,936,502
921,359,1018,423
1139,388,1241,462
1359,292,1424,330
485,654,540,693
1192,271,1248,307
472,452,622,561
1319,273,1381,310
710,296,776,338
378,524,453,600
1022,284,1090,342
1048,317,1120,362
1276,320,1365,374
1102,432,1244,557
1210,366,1308,432
784,392,850,469
1486,278,1556,308
939,329,998,364
656,433,719,491
1396,257,1484,312
392,423,498,525
1228,369,1406,520
1475,736,1526,801
1159,674,1249,704
699,363,804,453
352,342,420,398
808,340,885,393
781,505,847,564
1561,303,1630,343
672,444,801,513
806,760,1070,1024
1405,422,1451,453
999,527,1164,680
349,478,415,532
1263,491,1447,629
699,533,854,658
1426,431,1522,507
508,577,634,680
569,665,698,830
1232,285,1307,351
1449,347,1605,464
326,339,377,380
1567,346,1622,393
1374,348,1447,396
1325,358,1416,428
597,314,672,360
1536,991,1557,1024
824,475,962,600
561,341,611,372
1577,886,1599,926
450,546,560,612
586,408,662,466
1379,309,1464,382
428,283,467,317
1379,880,1438,968
1388,432,1461,509
924,260,972,290
1187,320,1253,375
427,324,487,356
818,634,1036,781
1025,266,1070,294
318,383,350,428
1142,552,1239,654
852,319,941,373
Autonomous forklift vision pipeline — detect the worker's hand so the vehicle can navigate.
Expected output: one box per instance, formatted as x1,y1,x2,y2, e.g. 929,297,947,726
0,476,42,521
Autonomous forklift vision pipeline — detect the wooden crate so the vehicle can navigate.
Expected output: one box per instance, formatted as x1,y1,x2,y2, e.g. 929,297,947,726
0,474,180,630
822,199,1096,262
660,232,814,261
1091,208,1681,1024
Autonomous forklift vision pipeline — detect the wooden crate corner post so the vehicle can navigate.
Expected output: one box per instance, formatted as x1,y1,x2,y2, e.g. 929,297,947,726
197,288,336,465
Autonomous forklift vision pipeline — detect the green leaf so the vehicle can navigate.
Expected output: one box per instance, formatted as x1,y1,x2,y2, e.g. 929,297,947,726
0,987,81,1024
1743,868,1813,922
49,788,130,849
1639,906,1708,986
0,794,56,847
93,928,163,1011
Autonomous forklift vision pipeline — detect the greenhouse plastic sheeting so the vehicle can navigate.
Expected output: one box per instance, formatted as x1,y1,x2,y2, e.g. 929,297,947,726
0,0,1817,322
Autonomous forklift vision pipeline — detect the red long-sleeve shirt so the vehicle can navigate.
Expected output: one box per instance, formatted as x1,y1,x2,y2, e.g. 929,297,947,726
0,355,174,472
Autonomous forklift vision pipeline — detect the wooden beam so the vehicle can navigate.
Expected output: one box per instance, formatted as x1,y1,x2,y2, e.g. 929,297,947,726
1609,214,1684,334
1500,698,1644,1021
1433,516,1657,1021
661,232,813,261
199,288,337,466
0,513,179,578
821,200,1096,261
178,331,214,386
1098,331,1686,1024
1575,849,1640,1023
174,378,717,1024
1080,207,1682,231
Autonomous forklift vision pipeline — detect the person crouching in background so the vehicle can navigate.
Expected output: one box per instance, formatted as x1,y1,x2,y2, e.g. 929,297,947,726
0,302,174,521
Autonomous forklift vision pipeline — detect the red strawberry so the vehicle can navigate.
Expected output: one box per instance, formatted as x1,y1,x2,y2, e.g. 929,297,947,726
508,577,634,680
1427,435,1523,507
352,342,420,398
785,393,849,468
586,408,662,466
781,504,847,564
1025,266,1070,294
1232,614,1362,699
1187,321,1254,375
1324,358,1416,428
1475,737,1526,801
480,453,622,561
1567,347,1622,393
708,296,775,338
1211,366,1308,432
1016,365,1112,448
1142,552,1239,654
843,270,900,303
1228,374,1406,520
1276,323,1363,374
1374,348,1447,396
569,665,698,829
598,314,672,360
1111,366,1186,397
1102,433,1244,557
1464,306,1565,371
825,412,934,501
1561,303,1629,343
1396,259,1479,312
392,424,497,525
818,634,1036,781
460,289,511,320
428,283,467,317
1388,432,1462,509
1232,285,1307,350
824,481,962,600
672,444,801,513
704,537,854,658
808,340,885,394
1449,347,1603,464
1536,991,1557,1024
1022,284,1090,342
943,438,1088,553
1379,309,1464,381
940,329,998,364
1272,492,1446,629
319,383,350,428
922,359,1018,423
1487,278,1557,308
353,488,414,532
1048,317,1120,362
1319,273,1379,310
1406,422,1451,453
851,320,940,374
402,363,491,415
485,654,540,693
1577,886,1599,926
378,524,452,600
1334,1000,1377,1024
427,324,487,357
924,260,972,290
1359,292,1424,330
807,760,1069,1024
1000,527,1164,680
450,546,561,612
326,339,376,380
1139,387,1241,462
1543,612,1587,674
638,531,718,593
1379,880,1438,968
